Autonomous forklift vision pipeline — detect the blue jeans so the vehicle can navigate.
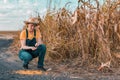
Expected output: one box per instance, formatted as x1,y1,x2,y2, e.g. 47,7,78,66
19,44,46,67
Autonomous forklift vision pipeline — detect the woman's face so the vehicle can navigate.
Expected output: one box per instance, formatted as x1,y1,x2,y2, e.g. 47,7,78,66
27,23,35,32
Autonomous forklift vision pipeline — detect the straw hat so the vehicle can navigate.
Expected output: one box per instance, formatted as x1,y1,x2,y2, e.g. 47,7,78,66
24,17,39,24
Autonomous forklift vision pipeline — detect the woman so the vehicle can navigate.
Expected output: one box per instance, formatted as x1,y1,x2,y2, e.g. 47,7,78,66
19,17,46,71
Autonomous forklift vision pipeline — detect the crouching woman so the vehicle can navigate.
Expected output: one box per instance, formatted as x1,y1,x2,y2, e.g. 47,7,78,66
18,18,46,71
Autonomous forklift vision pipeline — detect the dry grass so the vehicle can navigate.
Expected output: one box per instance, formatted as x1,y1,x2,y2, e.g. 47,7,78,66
11,0,120,70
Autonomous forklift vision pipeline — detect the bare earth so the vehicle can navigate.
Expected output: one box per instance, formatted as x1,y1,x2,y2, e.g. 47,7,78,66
0,33,120,80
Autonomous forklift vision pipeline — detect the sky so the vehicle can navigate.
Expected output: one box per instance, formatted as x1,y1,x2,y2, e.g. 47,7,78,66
0,0,105,31
0,0,78,31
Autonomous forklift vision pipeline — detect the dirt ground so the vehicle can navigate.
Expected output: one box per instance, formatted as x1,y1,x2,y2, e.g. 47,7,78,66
0,33,120,80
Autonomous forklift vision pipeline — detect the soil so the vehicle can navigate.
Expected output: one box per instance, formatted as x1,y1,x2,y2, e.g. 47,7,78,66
0,34,120,80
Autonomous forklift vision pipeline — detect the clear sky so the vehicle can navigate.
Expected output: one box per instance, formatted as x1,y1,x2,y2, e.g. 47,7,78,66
0,0,78,31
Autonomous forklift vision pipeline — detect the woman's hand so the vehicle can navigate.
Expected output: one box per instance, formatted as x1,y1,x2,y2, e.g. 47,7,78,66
30,47,37,50
35,43,39,47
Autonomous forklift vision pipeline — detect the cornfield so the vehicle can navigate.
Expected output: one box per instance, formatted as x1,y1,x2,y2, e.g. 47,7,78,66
12,0,120,69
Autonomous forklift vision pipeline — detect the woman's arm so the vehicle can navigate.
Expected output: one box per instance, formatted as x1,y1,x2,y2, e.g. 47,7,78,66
37,38,43,44
35,29,44,47
35,38,43,47
20,39,36,50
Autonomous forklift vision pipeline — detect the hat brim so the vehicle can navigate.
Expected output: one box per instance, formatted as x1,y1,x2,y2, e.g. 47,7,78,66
24,21,39,25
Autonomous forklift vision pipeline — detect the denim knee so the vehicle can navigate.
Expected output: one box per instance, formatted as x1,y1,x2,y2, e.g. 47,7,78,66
19,50,33,63
38,44,46,51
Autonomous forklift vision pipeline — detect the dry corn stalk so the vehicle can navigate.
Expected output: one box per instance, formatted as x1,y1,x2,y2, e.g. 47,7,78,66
98,61,111,71
71,10,77,25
